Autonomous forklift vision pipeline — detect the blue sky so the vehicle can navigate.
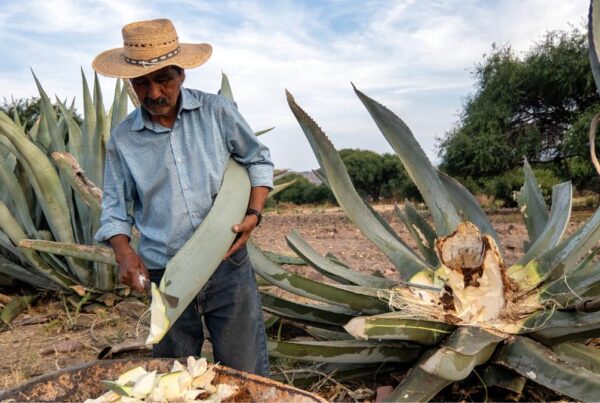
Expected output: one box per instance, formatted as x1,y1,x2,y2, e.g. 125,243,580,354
0,0,590,171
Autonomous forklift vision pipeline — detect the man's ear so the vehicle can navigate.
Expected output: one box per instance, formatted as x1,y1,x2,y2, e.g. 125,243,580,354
181,70,186,83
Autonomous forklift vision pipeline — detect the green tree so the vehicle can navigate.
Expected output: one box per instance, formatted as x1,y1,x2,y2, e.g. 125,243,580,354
0,97,83,133
272,173,335,205
0,97,42,131
339,149,420,202
339,149,384,200
439,28,600,190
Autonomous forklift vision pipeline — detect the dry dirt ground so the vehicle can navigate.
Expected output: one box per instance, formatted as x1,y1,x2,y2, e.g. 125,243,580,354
0,205,593,396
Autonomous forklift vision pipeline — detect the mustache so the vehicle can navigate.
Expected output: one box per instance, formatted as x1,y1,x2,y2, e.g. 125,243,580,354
143,97,169,107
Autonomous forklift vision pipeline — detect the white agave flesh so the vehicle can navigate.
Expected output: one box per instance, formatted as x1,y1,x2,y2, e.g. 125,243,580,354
146,282,169,345
205,384,239,403
171,360,185,373
146,384,165,403
83,390,121,403
116,366,148,386
187,356,208,377
158,371,182,400
118,397,142,403
436,222,506,323
178,369,193,391
192,367,217,393
131,370,157,399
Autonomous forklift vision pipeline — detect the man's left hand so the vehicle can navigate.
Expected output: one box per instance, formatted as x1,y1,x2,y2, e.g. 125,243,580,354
224,213,259,259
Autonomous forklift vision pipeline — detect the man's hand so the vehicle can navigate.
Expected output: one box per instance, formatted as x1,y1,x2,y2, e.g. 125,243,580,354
109,234,149,294
224,213,259,259
117,249,150,294
224,186,270,260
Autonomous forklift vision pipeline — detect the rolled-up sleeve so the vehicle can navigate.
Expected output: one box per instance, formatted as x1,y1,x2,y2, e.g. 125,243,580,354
219,101,274,188
94,135,135,243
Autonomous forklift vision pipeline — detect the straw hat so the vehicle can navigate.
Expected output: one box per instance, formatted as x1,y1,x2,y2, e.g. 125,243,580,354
92,19,212,78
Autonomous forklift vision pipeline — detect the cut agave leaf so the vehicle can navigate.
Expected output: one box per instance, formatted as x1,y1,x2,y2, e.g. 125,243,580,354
344,311,455,346
551,342,600,374
495,336,600,401
19,239,116,265
267,339,422,364
285,90,432,280
385,350,452,402
481,364,527,394
150,159,250,343
304,325,354,341
388,327,505,401
146,282,169,344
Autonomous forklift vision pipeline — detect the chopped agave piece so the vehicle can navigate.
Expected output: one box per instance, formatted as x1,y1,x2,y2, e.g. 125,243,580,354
187,356,208,377
192,367,217,392
131,370,157,399
182,389,206,400
171,360,185,373
158,371,182,400
146,282,170,344
178,369,193,391
83,390,121,403
210,384,240,402
146,383,165,402
116,366,148,386
118,397,142,403
101,381,133,397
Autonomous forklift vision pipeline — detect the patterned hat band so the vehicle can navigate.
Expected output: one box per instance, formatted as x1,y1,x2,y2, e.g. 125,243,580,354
124,46,181,67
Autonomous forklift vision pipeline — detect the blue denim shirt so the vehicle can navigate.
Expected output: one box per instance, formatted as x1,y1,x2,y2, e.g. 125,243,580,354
94,88,273,269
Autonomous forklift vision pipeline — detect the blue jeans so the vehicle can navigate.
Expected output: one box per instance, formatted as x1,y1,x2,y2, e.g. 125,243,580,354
148,246,270,377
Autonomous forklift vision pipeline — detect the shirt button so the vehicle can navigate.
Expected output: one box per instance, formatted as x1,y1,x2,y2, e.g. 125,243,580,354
176,158,182,163
183,185,189,190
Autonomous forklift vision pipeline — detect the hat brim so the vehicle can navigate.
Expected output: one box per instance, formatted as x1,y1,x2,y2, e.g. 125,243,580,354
92,43,212,78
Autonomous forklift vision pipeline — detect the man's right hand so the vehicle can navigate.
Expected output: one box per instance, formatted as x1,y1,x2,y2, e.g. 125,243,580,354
109,234,149,294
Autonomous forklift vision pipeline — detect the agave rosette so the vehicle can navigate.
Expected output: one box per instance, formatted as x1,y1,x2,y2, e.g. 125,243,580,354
254,3,600,400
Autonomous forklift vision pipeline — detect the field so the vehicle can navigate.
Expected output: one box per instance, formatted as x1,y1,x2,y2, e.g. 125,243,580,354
0,205,594,397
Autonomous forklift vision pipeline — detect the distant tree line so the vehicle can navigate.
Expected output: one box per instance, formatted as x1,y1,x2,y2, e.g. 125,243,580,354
271,149,420,205
438,27,600,205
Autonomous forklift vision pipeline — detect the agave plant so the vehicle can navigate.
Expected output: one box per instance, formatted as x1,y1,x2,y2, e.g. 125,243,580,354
0,71,131,296
0,68,289,291
252,3,600,400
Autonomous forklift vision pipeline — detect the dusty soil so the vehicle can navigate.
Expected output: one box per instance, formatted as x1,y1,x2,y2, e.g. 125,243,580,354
0,205,593,396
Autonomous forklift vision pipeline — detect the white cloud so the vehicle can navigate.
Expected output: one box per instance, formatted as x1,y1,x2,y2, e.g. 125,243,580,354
0,0,591,170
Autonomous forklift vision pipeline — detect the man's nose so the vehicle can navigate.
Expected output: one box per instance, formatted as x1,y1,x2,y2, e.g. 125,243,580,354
147,81,162,100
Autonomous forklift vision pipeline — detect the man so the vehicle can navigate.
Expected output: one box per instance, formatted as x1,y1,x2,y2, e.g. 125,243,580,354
92,19,273,376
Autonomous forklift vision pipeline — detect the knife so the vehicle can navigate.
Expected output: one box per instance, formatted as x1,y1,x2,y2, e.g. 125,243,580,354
139,274,180,308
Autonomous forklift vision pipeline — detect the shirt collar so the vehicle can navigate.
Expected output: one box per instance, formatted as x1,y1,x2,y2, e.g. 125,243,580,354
130,87,202,132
